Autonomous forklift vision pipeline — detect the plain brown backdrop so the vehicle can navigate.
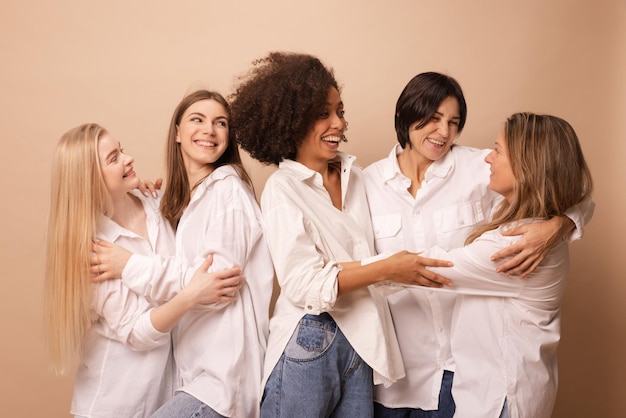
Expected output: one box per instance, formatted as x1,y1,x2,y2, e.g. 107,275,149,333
1,0,624,416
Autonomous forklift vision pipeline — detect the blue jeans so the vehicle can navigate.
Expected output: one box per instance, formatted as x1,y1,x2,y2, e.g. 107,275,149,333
261,313,374,418
151,391,226,418
373,370,455,418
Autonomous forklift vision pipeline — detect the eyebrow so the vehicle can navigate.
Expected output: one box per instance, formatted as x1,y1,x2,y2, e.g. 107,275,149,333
433,111,460,120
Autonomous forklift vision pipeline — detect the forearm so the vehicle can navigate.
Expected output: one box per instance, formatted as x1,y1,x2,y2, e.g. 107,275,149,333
149,291,195,333
337,260,388,297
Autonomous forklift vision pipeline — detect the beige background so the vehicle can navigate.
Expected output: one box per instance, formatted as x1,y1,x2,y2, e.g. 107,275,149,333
1,0,624,416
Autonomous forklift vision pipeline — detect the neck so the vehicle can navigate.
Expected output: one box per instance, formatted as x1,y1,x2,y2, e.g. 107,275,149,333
397,147,433,189
186,165,213,192
110,192,142,230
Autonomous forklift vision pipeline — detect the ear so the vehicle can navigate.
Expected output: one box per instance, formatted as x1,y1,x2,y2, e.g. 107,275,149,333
175,125,181,144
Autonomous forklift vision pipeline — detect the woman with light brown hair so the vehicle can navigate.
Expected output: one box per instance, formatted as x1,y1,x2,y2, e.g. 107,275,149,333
413,112,593,417
45,123,242,417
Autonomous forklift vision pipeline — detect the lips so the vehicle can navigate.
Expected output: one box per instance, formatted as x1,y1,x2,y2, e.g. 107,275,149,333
123,169,135,178
195,140,217,147
427,137,445,147
322,135,342,144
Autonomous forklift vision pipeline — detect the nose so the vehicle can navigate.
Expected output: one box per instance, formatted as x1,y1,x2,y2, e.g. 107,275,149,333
485,150,495,164
124,153,135,165
202,122,215,135
331,113,346,131
437,120,449,138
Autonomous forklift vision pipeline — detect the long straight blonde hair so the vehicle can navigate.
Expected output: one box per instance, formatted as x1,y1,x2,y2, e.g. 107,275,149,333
467,112,593,244
44,123,113,374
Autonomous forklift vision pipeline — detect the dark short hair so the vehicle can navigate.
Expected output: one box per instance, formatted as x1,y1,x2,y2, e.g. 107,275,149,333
395,72,467,148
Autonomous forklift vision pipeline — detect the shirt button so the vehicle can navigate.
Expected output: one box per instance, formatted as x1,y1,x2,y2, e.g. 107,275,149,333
307,305,313,310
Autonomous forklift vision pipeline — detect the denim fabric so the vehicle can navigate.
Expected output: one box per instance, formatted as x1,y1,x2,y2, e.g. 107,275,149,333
150,391,226,418
261,313,373,418
373,370,455,418
499,399,509,418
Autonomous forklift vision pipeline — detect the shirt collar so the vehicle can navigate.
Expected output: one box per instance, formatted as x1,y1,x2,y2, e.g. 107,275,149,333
96,190,159,242
278,151,357,183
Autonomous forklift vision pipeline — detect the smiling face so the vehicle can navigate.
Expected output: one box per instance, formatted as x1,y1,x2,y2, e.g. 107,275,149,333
176,98,229,181
296,87,347,169
485,130,516,202
98,133,138,197
407,96,460,162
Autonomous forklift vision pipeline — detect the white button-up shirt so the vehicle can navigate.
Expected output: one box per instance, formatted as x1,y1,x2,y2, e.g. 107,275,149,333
364,145,499,409
72,191,176,418
423,222,569,418
121,166,274,418
363,144,592,411
260,153,405,389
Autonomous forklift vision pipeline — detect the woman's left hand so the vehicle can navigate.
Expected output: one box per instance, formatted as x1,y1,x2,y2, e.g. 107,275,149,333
490,215,574,278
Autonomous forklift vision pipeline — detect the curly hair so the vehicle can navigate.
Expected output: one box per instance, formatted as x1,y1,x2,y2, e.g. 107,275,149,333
229,52,340,165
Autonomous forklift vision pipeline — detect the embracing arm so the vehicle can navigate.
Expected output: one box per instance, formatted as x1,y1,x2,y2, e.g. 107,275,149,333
92,241,243,303
490,196,595,277
149,256,242,332
95,255,241,350
338,251,453,296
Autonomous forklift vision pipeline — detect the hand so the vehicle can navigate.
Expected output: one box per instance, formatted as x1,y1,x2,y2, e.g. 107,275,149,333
387,250,453,288
183,255,245,305
490,216,573,278
91,240,132,282
137,178,163,198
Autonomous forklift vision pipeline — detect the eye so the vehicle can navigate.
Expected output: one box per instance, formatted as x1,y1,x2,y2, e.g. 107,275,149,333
318,112,330,119
191,117,202,123
216,120,228,127
337,110,345,118
449,120,459,126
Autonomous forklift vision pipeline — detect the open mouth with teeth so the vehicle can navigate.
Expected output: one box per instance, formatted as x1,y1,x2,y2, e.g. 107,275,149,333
322,135,342,144
195,140,217,147
123,169,135,178
427,138,446,147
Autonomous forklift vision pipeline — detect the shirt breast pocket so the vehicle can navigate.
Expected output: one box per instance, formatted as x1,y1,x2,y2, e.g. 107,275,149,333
433,200,485,244
371,214,402,253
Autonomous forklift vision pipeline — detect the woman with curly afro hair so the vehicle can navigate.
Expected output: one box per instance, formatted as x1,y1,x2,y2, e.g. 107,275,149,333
230,52,454,417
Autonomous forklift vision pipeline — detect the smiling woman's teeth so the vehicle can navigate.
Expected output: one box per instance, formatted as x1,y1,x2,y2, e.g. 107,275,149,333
428,138,445,146
323,136,341,143
197,141,216,147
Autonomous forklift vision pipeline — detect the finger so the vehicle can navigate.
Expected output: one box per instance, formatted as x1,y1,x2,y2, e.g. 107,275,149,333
199,254,214,272
491,244,523,262
154,178,163,189
215,267,243,280
419,257,453,268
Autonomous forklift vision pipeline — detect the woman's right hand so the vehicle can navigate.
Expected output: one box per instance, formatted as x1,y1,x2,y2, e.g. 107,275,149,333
386,250,453,288
182,255,245,306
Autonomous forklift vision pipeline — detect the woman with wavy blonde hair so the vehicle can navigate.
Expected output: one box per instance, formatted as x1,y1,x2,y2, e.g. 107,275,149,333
418,112,593,418
45,123,242,418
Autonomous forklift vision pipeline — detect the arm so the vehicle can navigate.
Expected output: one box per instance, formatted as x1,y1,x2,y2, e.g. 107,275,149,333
93,240,243,303
337,251,453,296
150,255,242,332
261,192,451,314
94,256,241,350
490,196,594,277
